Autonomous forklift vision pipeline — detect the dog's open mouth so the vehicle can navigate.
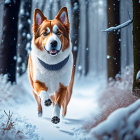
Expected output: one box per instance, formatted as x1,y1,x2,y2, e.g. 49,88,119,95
47,50,60,56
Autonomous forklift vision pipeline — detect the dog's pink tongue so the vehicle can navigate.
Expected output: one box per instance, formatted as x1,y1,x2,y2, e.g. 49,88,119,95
50,50,57,54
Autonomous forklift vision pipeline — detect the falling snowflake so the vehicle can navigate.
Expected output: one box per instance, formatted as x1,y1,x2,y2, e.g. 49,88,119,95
107,55,110,59
13,56,17,60
73,46,77,51
78,65,82,71
73,2,78,11
27,34,31,40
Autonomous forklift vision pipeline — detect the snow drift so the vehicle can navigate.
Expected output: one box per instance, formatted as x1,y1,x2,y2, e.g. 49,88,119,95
76,66,140,140
0,67,140,140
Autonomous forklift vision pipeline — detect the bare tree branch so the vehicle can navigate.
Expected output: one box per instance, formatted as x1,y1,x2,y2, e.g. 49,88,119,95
3,110,14,130
102,19,133,32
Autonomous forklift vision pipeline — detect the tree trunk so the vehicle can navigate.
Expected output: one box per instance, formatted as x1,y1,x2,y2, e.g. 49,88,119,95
57,0,61,10
84,0,89,75
41,0,46,12
132,0,140,97
0,0,20,82
17,0,32,76
49,1,53,19
107,0,120,80
71,0,80,66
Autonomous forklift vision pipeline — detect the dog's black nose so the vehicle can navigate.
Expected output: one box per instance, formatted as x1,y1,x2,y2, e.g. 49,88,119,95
51,40,57,48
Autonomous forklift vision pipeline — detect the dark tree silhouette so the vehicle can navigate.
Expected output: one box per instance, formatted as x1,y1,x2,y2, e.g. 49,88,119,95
17,0,32,76
57,0,61,10
107,0,120,80
132,0,140,97
0,0,20,82
84,0,89,75
71,0,80,66
49,1,53,19
41,0,46,12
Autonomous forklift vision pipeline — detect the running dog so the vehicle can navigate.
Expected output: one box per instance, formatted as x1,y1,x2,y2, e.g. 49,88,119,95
28,7,74,124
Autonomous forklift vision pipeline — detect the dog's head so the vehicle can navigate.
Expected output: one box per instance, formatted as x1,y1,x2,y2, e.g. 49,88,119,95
32,7,71,64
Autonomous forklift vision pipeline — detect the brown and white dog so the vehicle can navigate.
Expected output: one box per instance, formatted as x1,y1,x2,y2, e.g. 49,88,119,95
28,7,74,124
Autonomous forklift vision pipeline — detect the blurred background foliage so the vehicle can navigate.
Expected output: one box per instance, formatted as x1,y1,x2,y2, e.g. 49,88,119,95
0,0,135,86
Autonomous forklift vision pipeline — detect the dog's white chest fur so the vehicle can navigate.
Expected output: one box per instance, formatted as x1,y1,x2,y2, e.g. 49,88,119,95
31,52,73,95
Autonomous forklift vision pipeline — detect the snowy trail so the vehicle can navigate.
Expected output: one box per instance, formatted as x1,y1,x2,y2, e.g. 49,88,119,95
2,69,140,140
17,103,75,140
15,95,97,140
8,74,102,140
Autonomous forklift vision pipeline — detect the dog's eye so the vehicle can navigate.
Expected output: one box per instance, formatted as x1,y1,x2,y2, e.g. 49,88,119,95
43,32,48,36
56,31,61,36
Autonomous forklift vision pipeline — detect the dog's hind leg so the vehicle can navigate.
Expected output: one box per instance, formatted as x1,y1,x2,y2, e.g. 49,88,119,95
51,83,67,124
33,90,42,117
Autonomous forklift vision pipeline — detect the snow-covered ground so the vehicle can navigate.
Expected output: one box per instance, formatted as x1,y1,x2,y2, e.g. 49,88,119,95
75,67,140,140
0,72,105,140
0,67,140,140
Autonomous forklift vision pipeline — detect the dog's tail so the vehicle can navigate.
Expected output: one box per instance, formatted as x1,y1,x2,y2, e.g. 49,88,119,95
62,57,75,116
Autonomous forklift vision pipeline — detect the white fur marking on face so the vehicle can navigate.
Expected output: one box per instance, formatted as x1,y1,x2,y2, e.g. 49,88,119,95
52,103,60,117
60,11,66,24
36,13,42,25
53,24,58,33
45,33,61,52
39,90,50,101
31,37,72,64
46,27,50,33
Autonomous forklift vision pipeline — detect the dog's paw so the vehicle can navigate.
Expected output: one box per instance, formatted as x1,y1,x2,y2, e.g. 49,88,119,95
44,99,52,106
51,116,60,124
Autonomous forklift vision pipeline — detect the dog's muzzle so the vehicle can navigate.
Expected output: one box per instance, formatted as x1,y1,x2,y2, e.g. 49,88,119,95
44,40,61,56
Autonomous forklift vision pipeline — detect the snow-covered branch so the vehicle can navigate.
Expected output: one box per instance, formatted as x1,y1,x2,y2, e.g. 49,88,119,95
136,70,140,80
102,19,133,32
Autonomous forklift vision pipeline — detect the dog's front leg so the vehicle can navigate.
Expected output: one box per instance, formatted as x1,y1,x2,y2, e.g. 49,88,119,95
34,80,52,106
51,83,67,124
40,91,52,106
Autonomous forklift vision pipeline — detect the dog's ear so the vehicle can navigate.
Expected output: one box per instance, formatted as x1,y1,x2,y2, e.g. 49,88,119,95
55,7,69,31
34,8,46,26
33,8,46,38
